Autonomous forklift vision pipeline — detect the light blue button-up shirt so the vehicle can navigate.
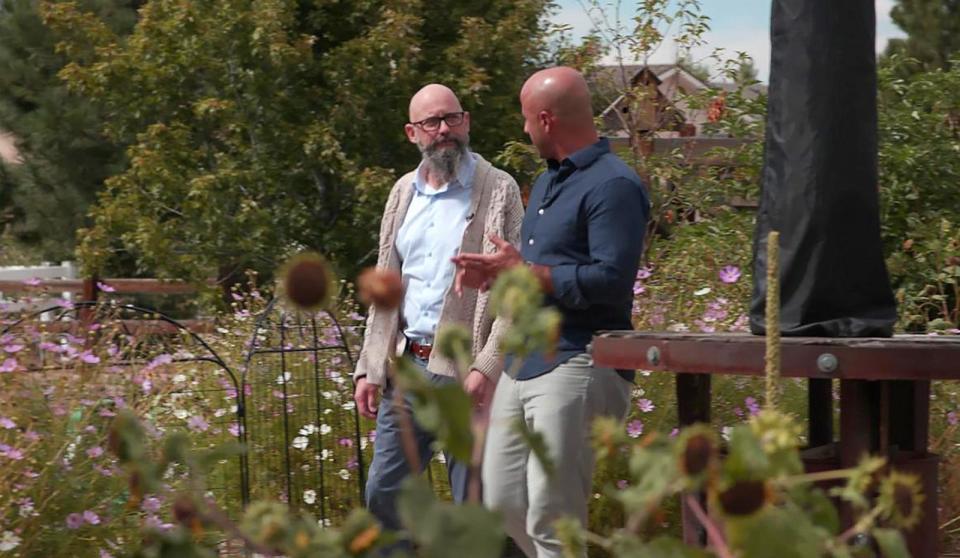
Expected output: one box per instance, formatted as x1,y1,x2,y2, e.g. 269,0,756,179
395,152,477,341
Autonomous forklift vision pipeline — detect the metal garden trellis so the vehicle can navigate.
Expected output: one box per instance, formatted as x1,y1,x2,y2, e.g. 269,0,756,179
239,297,367,523
0,297,369,526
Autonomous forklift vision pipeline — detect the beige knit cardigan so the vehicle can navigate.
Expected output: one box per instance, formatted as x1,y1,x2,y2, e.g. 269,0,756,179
353,155,524,386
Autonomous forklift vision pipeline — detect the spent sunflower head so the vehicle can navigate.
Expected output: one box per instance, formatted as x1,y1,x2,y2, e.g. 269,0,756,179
356,267,404,310
278,252,336,311
676,425,718,482
878,471,924,529
716,479,772,517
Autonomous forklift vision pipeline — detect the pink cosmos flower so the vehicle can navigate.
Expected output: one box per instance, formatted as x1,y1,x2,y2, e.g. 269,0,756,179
626,420,644,438
86,446,104,459
0,417,15,429
718,265,741,284
80,351,101,364
66,513,84,529
96,282,116,293
669,428,680,438
636,398,655,413
187,415,209,433
142,496,162,513
948,411,958,426
745,396,760,416
22,278,41,286
633,282,646,295
337,437,354,447
2,344,23,354
616,479,629,490
4,448,24,460
83,510,101,525
636,267,653,280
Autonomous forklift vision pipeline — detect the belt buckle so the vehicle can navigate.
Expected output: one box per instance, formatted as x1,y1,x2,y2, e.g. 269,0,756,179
410,340,432,359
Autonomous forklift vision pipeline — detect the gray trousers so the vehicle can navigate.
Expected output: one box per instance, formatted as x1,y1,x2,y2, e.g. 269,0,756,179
482,354,631,558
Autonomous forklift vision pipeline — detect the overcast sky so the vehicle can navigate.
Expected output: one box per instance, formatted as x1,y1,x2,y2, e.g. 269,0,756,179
551,0,906,82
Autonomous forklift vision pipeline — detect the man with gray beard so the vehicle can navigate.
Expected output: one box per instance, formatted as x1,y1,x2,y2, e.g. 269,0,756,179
353,84,524,543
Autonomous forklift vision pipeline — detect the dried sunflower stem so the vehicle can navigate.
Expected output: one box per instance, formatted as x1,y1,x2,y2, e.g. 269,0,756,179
685,494,735,558
391,380,422,474
765,231,781,410
836,506,883,545
468,413,487,504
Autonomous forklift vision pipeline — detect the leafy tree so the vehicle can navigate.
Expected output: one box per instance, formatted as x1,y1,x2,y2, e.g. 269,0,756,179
41,0,554,286
883,0,960,74
0,0,139,261
877,56,960,330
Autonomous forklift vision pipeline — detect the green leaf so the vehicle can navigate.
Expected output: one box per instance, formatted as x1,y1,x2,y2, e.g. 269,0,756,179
397,478,504,558
723,424,770,480
873,528,910,558
727,506,830,558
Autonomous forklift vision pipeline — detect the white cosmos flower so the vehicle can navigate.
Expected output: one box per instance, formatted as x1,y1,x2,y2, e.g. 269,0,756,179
338,469,350,480
276,372,292,384
173,409,189,420
303,489,317,505
299,424,317,436
292,436,309,450
693,287,712,296
319,424,331,435
0,530,21,551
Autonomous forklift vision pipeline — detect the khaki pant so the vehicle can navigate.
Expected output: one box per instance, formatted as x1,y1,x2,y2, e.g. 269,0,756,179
482,354,632,558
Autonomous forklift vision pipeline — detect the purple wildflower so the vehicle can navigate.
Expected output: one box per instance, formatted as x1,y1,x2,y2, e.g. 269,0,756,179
0,358,18,373
616,479,629,490
718,265,741,284
86,446,104,459
745,396,760,416
948,411,958,426
83,510,101,525
636,267,653,280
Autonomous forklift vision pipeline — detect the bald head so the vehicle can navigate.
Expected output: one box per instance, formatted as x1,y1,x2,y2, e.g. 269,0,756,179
409,84,463,122
519,67,598,161
520,67,594,125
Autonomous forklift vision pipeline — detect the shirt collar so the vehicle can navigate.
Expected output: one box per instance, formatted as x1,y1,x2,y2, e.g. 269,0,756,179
412,150,477,195
546,137,610,173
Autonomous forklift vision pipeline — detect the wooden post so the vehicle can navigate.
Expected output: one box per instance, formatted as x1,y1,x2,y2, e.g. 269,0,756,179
677,373,711,546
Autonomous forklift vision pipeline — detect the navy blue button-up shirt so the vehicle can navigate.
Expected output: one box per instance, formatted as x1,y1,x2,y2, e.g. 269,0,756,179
514,138,649,380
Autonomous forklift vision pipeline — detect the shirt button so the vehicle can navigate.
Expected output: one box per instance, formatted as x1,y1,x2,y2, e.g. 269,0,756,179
528,238,535,246
538,208,544,215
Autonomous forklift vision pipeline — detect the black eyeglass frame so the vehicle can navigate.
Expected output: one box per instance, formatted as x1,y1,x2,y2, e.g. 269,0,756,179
409,111,467,131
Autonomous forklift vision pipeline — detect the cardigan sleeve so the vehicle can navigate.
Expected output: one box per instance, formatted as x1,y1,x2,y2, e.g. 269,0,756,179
469,173,525,381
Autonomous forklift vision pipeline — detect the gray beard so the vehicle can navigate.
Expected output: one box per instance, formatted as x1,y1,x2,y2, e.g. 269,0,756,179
420,136,469,184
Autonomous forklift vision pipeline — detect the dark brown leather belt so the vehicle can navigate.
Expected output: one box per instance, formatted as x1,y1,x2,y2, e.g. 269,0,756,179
409,340,432,359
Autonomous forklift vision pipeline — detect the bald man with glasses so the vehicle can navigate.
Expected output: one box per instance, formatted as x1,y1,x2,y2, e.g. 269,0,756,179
353,84,524,542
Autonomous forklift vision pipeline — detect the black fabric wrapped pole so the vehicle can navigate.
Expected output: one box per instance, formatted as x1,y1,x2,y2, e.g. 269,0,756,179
750,0,897,336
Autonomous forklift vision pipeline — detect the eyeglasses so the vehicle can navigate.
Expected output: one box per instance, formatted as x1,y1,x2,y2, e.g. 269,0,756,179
410,112,466,132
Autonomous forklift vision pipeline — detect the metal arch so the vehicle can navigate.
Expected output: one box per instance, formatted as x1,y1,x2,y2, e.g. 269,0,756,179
240,297,366,516
1,301,249,509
